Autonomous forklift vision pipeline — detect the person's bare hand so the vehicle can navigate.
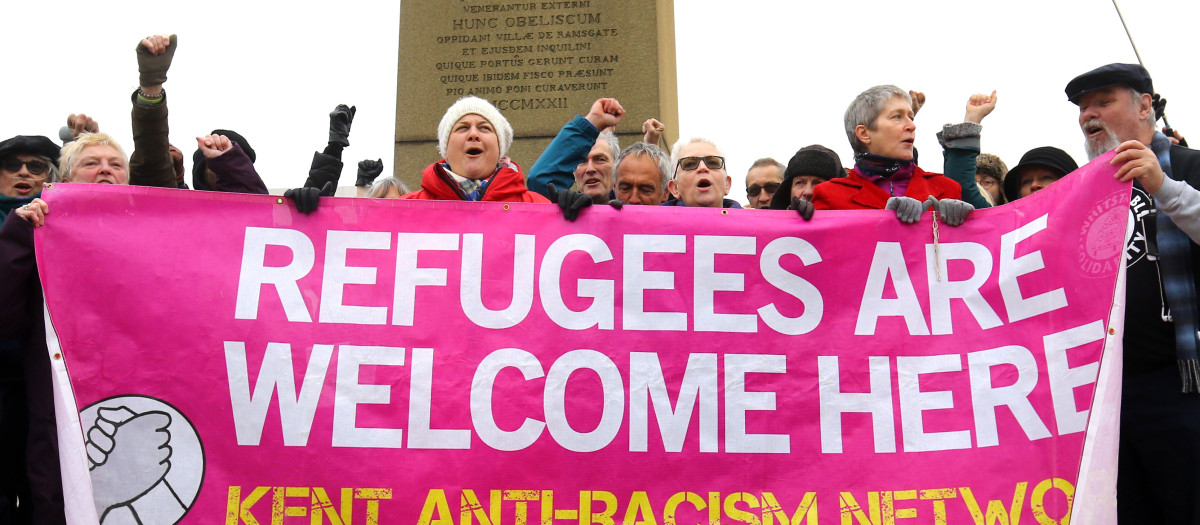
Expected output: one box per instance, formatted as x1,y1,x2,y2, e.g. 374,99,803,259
14,198,48,228
965,90,998,124
642,118,664,145
909,90,926,117
67,114,99,138
140,35,171,55
1112,140,1166,193
136,34,177,90
195,135,233,159
585,98,624,131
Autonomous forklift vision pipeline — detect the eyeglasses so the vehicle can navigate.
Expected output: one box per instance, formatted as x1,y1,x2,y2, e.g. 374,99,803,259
1,158,50,177
976,177,999,189
676,155,725,172
746,182,780,197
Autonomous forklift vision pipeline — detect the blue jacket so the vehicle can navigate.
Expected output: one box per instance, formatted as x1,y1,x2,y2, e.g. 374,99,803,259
526,115,599,199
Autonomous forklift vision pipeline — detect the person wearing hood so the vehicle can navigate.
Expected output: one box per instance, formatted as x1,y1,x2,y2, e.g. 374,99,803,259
975,153,1008,205
663,137,741,209
190,129,267,194
403,96,550,204
812,85,977,226
1002,146,1078,202
0,135,60,219
769,145,844,218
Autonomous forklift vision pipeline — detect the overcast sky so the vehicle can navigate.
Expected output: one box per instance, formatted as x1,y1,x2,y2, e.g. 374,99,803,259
5,0,1198,204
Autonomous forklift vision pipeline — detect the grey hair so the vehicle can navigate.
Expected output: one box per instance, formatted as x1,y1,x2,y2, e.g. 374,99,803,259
367,177,411,198
597,130,620,162
844,85,913,154
1127,86,1157,127
614,141,671,188
32,154,61,183
670,137,724,178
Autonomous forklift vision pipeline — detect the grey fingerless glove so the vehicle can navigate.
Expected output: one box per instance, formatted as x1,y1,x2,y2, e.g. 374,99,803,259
136,34,177,87
885,196,924,223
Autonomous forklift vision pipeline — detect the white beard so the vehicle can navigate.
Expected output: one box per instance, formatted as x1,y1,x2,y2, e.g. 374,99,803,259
1084,124,1121,161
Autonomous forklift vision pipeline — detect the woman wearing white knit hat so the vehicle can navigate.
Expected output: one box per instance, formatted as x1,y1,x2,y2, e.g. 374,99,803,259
401,96,549,203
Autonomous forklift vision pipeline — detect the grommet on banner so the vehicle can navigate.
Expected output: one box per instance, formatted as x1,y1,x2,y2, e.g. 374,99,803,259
722,210,729,215
503,204,510,211
53,353,61,360
1109,327,1117,335
276,198,284,204
44,183,52,189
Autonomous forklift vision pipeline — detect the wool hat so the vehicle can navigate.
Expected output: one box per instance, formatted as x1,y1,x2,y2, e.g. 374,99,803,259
192,129,256,191
436,96,513,160
0,135,61,164
1065,63,1154,104
770,145,844,210
1003,146,1078,202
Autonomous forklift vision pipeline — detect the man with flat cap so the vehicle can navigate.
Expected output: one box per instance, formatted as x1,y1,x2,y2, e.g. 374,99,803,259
1067,62,1200,523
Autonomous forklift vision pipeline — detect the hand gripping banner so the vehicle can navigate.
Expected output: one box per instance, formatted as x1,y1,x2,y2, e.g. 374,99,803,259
37,153,1129,524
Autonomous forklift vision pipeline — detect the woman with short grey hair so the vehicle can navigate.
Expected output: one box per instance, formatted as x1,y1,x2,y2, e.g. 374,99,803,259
814,84,991,226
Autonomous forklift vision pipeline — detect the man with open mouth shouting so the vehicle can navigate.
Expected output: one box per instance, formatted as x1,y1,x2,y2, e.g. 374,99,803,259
664,137,741,209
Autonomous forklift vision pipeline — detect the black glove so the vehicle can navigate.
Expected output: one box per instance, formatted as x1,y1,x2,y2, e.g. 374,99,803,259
136,34,177,87
547,182,592,221
357,159,384,187
788,197,814,221
329,105,356,147
607,199,624,210
285,181,334,214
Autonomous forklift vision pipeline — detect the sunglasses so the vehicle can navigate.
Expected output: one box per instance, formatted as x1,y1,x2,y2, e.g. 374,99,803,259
676,155,725,172
746,182,781,198
1,157,50,177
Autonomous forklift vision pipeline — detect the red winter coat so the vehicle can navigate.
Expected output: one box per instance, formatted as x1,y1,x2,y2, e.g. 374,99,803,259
812,166,961,210
403,158,550,204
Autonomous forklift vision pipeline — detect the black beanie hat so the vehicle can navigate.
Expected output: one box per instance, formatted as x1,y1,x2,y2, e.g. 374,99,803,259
1003,146,1079,202
770,145,844,210
192,129,256,191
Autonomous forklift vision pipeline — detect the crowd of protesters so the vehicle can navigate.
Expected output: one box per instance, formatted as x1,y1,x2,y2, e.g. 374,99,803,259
3,32,1200,524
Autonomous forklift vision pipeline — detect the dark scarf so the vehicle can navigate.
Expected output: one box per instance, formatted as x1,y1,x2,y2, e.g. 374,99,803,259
854,153,916,197
0,193,37,219
1149,132,1200,392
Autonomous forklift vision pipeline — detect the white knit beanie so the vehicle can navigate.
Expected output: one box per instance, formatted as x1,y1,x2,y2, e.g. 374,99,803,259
436,96,513,160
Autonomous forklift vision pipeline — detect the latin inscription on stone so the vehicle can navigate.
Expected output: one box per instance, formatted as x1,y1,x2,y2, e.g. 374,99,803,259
398,0,662,140
395,0,675,186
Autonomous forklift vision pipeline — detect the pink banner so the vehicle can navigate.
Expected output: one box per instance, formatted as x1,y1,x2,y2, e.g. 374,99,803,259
39,153,1129,524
